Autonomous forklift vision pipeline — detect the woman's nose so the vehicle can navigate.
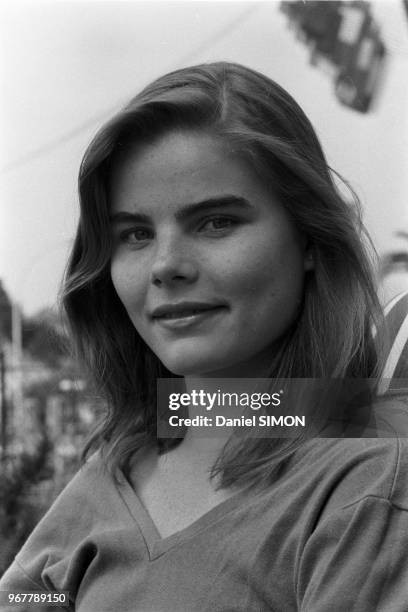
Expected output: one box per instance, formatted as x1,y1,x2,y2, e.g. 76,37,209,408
150,236,199,287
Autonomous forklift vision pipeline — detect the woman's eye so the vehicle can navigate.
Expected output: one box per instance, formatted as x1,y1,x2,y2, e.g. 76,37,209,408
119,228,153,245
199,217,237,233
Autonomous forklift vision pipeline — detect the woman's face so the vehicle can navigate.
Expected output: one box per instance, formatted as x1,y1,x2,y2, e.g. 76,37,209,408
109,130,312,377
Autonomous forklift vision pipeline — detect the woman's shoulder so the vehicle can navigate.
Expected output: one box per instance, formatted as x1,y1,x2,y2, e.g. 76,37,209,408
295,436,408,610
34,453,124,524
63,452,120,498
0,453,136,594
22,452,132,540
296,433,408,518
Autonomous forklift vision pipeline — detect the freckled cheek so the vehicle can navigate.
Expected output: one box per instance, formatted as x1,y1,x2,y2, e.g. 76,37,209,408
110,260,147,313
215,241,282,295
216,238,304,311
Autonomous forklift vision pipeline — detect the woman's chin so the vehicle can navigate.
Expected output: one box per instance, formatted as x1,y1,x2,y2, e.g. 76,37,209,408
163,361,216,377
160,354,256,378
160,353,228,377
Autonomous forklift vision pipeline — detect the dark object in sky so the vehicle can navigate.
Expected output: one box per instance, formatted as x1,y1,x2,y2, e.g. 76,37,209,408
280,1,387,113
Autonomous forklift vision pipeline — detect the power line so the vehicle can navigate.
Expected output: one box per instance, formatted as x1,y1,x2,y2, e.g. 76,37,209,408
0,112,112,175
0,3,261,176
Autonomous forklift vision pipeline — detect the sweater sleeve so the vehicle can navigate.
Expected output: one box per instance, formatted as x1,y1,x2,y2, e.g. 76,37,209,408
0,457,115,612
0,559,73,611
296,495,408,611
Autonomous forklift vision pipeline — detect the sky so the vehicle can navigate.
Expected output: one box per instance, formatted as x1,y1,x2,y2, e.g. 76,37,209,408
1,0,408,315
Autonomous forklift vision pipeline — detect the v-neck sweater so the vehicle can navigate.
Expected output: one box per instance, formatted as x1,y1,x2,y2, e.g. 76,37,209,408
1,437,408,611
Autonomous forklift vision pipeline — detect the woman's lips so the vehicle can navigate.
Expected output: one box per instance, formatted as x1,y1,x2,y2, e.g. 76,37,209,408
153,306,226,330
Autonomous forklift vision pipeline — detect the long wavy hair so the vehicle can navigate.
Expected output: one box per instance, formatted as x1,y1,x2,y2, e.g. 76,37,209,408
62,62,384,487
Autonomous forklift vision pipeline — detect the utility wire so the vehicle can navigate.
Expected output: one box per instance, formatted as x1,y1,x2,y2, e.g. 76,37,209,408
0,3,261,176
0,112,112,175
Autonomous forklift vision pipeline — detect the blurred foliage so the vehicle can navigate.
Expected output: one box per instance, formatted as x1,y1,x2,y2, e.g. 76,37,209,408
23,308,69,369
0,283,92,577
0,439,54,576
0,281,12,341
0,279,69,367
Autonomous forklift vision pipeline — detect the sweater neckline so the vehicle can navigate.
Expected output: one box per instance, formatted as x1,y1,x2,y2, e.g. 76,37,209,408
115,469,254,560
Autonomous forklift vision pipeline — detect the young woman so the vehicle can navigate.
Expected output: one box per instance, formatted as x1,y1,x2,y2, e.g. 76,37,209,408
1,62,408,611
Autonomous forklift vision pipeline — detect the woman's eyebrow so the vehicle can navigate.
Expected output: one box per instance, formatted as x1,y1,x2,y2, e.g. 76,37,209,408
174,195,252,220
110,195,252,225
110,211,150,225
